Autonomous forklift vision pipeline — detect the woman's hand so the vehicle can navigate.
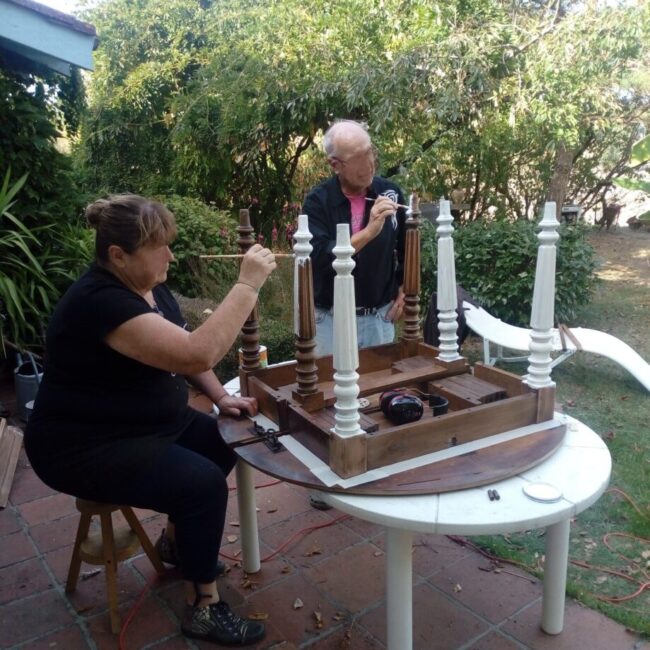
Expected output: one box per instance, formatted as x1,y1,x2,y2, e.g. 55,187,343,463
238,244,277,291
216,394,258,417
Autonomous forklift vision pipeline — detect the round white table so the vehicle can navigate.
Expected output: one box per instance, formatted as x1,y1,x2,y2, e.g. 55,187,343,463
223,374,612,650
316,414,611,650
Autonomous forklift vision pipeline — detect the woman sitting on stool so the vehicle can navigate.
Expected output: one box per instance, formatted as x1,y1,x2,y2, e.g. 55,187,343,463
24,195,275,646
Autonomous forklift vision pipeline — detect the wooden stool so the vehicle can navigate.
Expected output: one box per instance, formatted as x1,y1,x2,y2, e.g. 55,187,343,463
65,498,166,633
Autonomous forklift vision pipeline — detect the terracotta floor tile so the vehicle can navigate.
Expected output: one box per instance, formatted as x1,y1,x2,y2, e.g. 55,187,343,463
64,563,146,619
306,627,384,649
243,573,342,647
0,589,74,647
464,629,526,649
229,552,297,594
428,551,542,623
18,492,77,526
0,557,53,604
8,455,57,506
259,510,363,569
373,532,473,579
0,505,22,536
131,549,173,583
501,599,648,650
152,579,187,621
237,481,314,531
360,582,490,649
302,542,386,612
29,514,83,554
11,623,91,649
0,529,37,567
143,635,195,649
96,595,178,650
43,544,78,583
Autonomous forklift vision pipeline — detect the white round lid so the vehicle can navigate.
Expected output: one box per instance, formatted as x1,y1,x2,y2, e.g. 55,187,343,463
522,482,563,503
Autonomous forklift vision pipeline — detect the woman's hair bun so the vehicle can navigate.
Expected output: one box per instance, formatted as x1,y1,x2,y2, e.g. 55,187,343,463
85,198,110,229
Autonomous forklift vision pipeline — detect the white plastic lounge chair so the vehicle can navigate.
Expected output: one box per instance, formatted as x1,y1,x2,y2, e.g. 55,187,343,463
463,301,650,392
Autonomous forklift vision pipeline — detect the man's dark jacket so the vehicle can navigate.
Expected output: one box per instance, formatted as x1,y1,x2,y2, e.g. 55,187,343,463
302,176,407,310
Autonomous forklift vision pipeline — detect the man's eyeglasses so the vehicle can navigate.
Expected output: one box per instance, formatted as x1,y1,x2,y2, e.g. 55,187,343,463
330,145,378,166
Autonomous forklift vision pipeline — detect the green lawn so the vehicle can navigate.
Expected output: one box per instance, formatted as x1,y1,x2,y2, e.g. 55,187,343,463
469,228,650,636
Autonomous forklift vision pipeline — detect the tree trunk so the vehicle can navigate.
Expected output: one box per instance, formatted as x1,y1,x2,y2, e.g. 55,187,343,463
546,142,574,220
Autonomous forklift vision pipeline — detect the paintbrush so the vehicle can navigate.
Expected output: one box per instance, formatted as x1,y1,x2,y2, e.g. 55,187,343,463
365,197,410,210
199,253,295,260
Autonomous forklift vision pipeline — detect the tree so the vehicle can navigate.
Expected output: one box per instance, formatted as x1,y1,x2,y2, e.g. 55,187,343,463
78,0,650,228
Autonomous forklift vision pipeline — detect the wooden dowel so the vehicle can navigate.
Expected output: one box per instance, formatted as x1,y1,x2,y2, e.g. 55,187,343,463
199,253,295,260
365,197,410,210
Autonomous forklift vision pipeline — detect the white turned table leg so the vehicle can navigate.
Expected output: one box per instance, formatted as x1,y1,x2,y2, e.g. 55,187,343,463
236,459,261,573
386,527,413,650
542,518,570,634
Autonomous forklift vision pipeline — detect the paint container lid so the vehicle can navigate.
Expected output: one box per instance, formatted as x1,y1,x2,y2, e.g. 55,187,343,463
522,482,563,503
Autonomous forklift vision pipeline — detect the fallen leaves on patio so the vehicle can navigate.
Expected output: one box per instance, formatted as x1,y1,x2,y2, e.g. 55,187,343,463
303,546,322,557
293,597,303,609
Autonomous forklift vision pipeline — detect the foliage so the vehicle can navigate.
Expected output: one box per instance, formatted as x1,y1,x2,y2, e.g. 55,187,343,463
0,170,94,352
420,217,598,327
0,171,54,350
0,67,84,227
0,63,96,352
214,318,294,384
614,134,650,194
470,229,650,635
158,194,239,297
78,0,650,231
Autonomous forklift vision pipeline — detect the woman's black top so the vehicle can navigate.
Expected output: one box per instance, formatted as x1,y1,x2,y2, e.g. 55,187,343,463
24,264,195,492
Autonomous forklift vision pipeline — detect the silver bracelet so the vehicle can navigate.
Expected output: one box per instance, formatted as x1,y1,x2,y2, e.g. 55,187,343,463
236,280,259,293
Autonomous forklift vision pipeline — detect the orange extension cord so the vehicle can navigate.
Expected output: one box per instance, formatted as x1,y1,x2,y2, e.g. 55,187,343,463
449,486,649,605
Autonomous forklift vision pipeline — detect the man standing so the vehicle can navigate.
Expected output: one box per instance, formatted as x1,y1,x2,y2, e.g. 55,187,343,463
302,120,407,510
303,120,407,356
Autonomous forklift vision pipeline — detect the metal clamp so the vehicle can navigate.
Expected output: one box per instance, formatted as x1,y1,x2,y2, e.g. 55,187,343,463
250,422,285,453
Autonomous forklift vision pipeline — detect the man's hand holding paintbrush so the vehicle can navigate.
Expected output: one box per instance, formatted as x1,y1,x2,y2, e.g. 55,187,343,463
351,195,401,253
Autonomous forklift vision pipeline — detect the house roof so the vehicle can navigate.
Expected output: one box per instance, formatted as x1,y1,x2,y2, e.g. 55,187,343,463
0,0,97,75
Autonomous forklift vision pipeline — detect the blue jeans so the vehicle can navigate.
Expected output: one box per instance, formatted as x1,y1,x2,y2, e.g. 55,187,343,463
314,303,395,356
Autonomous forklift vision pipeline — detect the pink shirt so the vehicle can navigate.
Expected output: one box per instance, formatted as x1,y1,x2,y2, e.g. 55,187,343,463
344,193,366,234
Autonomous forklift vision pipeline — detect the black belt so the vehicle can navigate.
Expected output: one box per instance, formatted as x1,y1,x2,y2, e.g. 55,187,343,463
316,305,385,316
355,306,380,316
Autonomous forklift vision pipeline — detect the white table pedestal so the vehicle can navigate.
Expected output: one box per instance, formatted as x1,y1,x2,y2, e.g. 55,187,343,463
541,518,570,634
235,460,261,574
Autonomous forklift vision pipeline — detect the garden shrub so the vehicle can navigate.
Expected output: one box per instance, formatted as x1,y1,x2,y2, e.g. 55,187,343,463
0,67,93,351
176,290,294,383
420,218,598,327
214,318,294,383
157,194,239,298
